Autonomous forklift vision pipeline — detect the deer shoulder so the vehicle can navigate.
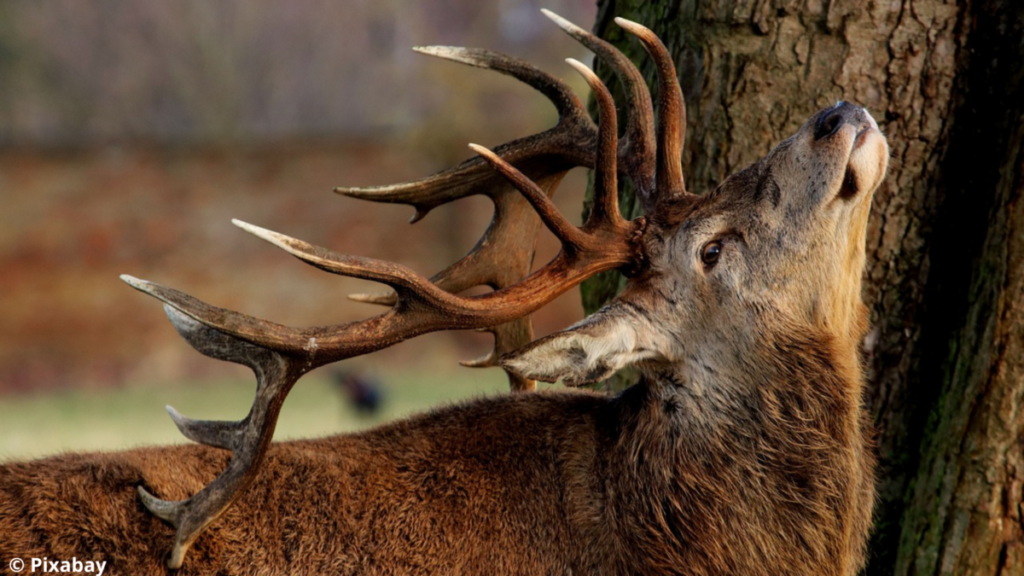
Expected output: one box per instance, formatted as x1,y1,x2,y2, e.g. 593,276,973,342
0,12,887,576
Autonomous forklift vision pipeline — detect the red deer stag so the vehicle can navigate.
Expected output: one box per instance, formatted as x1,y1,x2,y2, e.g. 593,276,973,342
0,12,887,576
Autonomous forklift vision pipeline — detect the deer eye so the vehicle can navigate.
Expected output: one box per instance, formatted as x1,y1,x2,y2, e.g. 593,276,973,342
701,241,722,268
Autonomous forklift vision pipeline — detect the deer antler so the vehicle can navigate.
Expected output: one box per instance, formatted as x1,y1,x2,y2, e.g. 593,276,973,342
613,17,695,209
336,47,592,391
336,11,671,389
125,13,687,569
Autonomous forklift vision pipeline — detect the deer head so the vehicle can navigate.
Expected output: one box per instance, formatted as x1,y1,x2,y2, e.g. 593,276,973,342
121,11,888,569
504,98,889,389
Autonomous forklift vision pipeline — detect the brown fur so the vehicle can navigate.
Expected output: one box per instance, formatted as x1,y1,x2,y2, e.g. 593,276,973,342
0,101,887,575
1,371,871,575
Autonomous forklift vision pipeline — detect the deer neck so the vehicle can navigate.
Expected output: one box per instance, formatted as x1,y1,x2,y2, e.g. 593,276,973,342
635,314,865,442
605,317,870,572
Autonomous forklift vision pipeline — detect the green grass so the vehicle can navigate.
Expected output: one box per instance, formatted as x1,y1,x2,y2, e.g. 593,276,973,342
0,369,509,462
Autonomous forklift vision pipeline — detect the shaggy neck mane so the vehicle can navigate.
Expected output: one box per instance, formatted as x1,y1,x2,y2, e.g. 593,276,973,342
600,325,871,573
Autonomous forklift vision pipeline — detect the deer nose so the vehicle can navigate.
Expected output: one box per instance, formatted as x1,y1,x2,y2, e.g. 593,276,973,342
814,101,864,141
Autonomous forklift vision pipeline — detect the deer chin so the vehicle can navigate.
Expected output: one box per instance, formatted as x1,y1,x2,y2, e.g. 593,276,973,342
838,115,888,200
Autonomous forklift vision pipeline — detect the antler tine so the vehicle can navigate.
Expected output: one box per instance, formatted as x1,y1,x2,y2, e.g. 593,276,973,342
135,305,305,569
335,47,594,218
469,144,590,252
566,58,622,230
540,9,656,199
467,140,637,269
233,220,444,301
122,275,311,356
334,135,584,221
459,319,534,391
413,47,586,126
615,17,693,203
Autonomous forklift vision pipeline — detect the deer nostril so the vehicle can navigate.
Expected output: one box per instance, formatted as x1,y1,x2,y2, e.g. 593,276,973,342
814,107,845,141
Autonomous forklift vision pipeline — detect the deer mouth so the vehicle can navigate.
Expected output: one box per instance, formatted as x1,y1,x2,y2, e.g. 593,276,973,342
853,124,876,151
839,111,887,200
852,107,881,149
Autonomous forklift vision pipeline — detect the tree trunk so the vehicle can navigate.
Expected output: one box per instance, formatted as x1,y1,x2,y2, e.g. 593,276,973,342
584,1,1024,574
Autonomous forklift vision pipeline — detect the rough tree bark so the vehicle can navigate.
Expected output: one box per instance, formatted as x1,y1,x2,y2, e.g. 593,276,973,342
583,1,1023,574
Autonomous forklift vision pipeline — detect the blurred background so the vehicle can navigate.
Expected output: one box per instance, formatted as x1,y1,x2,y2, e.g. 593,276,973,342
0,0,598,459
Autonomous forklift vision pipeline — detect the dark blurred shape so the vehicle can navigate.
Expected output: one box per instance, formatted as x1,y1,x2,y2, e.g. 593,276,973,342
332,371,383,416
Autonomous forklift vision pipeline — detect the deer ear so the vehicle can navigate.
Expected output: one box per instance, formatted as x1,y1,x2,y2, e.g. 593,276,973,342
501,309,661,387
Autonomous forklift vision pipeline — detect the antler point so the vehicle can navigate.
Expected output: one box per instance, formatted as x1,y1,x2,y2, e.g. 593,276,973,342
468,143,495,159
233,220,289,248
540,9,574,31
413,45,447,55
120,274,147,289
564,57,586,70
137,485,182,525
348,291,397,306
165,404,183,420
413,46,500,71
121,275,169,301
565,58,601,87
410,209,428,224
413,45,444,57
614,17,653,39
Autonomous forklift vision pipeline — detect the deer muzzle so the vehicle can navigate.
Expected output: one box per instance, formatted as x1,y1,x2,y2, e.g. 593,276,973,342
818,102,887,200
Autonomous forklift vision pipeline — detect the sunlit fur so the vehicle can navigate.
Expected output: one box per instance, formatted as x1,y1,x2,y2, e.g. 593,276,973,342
0,104,887,575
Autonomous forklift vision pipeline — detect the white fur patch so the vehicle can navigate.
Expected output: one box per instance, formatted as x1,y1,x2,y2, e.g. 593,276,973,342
503,310,664,386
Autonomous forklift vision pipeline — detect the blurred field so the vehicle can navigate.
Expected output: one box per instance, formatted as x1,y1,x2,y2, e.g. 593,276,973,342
0,367,511,461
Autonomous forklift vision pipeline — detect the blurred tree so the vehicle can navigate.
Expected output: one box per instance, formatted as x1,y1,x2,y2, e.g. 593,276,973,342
582,2,1023,575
